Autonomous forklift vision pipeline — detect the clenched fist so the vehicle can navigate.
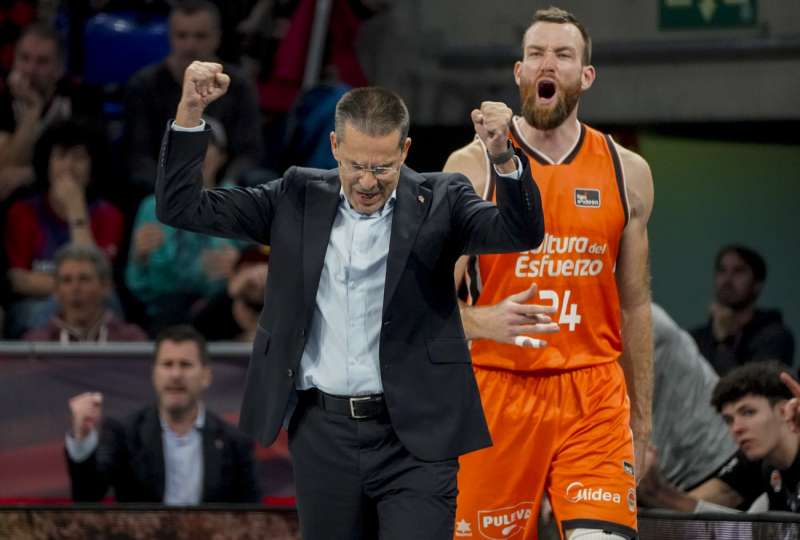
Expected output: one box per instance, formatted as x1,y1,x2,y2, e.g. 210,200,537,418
69,392,103,441
471,101,513,159
176,61,231,127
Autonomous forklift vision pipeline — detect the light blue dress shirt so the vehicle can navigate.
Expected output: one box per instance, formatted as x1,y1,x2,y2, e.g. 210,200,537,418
161,406,205,505
297,190,397,396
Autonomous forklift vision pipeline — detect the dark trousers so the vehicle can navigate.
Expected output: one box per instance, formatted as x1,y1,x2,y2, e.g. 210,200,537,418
288,393,458,540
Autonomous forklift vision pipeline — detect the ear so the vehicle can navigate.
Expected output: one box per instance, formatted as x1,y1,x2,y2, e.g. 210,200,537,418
581,64,596,92
329,131,338,161
513,60,522,86
401,137,412,162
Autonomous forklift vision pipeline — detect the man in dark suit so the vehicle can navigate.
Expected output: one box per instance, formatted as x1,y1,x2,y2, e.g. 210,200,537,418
156,61,545,539
65,324,261,504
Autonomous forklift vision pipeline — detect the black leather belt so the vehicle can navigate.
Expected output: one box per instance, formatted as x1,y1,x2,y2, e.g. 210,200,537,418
304,388,386,419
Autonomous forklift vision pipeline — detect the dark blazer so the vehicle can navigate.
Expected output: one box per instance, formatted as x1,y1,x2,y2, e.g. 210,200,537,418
66,406,261,503
156,127,544,461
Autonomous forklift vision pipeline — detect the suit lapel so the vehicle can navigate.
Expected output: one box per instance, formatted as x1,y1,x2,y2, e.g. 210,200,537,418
141,408,166,501
303,171,341,316
383,168,430,316
201,414,222,501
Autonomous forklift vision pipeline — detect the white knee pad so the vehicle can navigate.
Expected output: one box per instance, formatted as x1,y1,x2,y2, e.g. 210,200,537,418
566,528,629,540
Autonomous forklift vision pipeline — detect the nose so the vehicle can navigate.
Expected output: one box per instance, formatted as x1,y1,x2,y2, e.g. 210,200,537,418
358,172,378,190
539,51,557,72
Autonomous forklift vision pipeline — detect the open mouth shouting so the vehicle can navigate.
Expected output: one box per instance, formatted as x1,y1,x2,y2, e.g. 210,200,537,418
537,79,558,104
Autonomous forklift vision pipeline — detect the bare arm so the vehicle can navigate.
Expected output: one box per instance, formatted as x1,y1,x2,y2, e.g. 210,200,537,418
8,268,55,297
690,478,745,509
614,145,655,482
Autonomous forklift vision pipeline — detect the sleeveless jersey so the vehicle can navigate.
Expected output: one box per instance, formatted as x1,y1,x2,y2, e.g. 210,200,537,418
468,118,628,372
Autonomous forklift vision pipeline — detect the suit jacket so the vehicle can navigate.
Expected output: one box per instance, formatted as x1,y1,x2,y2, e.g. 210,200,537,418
156,127,544,461
66,406,261,503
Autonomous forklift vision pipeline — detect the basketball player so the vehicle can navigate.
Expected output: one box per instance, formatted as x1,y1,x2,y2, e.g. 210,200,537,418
447,7,654,540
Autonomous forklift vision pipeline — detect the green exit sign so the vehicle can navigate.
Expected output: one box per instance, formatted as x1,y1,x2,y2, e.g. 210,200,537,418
660,0,757,29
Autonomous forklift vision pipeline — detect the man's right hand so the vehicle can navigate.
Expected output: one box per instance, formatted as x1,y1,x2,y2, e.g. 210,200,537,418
69,392,103,441
463,283,559,346
176,61,231,127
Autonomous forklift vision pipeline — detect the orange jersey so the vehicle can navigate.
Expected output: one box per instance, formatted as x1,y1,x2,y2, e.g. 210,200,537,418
468,118,628,372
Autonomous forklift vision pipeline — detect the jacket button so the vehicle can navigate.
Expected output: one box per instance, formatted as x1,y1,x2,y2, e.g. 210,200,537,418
287,369,294,377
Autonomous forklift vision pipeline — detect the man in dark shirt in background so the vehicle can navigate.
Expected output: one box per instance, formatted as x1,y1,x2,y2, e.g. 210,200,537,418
691,245,795,375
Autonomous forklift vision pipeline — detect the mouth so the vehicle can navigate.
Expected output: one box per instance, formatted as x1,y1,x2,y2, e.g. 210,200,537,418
537,79,557,100
355,191,380,205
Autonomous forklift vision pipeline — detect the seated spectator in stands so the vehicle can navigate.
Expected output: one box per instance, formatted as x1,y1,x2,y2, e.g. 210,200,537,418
647,303,738,492
123,0,263,193
0,23,103,202
191,244,268,342
65,324,261,503
691,245,795,376
638,361,799,513
3,120,123,337
24,244,146,342
228,259,267,342
125,118,240,333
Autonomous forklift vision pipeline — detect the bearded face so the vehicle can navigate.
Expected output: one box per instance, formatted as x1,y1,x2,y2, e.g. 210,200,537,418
519,71,582,131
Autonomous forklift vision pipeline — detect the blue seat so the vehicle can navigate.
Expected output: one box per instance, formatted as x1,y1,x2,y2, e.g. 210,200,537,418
83,12,169,87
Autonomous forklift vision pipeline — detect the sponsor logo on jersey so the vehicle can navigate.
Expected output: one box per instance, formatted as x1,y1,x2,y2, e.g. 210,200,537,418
565,482,622,505
623,461,635,477
513,235,609,279
477,501,533,539
627,488,636,512
455,518,473,537
575,188,601,208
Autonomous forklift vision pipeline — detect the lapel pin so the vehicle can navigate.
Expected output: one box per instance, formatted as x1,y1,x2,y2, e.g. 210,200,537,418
417,195,425,204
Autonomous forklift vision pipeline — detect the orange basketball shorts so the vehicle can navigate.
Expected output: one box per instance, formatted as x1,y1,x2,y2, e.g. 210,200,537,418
454,361,637,540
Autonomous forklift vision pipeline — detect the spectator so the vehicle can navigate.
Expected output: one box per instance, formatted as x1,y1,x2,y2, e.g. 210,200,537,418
123,0,263,193
3,120,124,337
190,244,269,342
65,324,262,504
125,118,240,333
638,361,799,513
691,245,795,376
0,23,103,202
647,303,738,492
24,244,146,342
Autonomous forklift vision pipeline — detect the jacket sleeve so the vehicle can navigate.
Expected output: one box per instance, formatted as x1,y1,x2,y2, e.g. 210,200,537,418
65,419,126,502
449,152,544,255
155,126,286,246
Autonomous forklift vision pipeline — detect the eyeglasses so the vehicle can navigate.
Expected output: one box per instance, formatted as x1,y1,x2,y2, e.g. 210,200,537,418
338,160,401,180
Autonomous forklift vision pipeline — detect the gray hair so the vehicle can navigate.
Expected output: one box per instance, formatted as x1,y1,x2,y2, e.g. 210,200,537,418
334,87,410,148
54,243,112,282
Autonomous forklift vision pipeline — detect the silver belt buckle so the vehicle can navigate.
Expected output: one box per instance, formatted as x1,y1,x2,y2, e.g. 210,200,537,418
349,396,372,419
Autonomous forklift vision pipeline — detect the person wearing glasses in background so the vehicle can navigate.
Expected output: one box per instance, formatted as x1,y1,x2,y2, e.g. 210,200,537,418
155,60,546,539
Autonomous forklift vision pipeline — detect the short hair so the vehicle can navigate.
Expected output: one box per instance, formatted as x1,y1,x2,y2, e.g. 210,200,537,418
155,325,210,365
711,361,793,411
171,0,221,30
54,243,112,282
32,120,107,199
526,6,592,65
334,87,410,148
715,244,767,283
18,22,64,64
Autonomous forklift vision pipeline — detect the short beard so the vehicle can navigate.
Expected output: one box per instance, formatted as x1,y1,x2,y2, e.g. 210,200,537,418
520,77,582,131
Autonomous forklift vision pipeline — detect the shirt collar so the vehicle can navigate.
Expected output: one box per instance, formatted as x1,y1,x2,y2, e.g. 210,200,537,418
159,402,206,434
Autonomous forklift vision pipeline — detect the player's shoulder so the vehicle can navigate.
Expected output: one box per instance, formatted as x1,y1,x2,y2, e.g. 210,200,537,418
443,139,488,192
612,141,652,181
